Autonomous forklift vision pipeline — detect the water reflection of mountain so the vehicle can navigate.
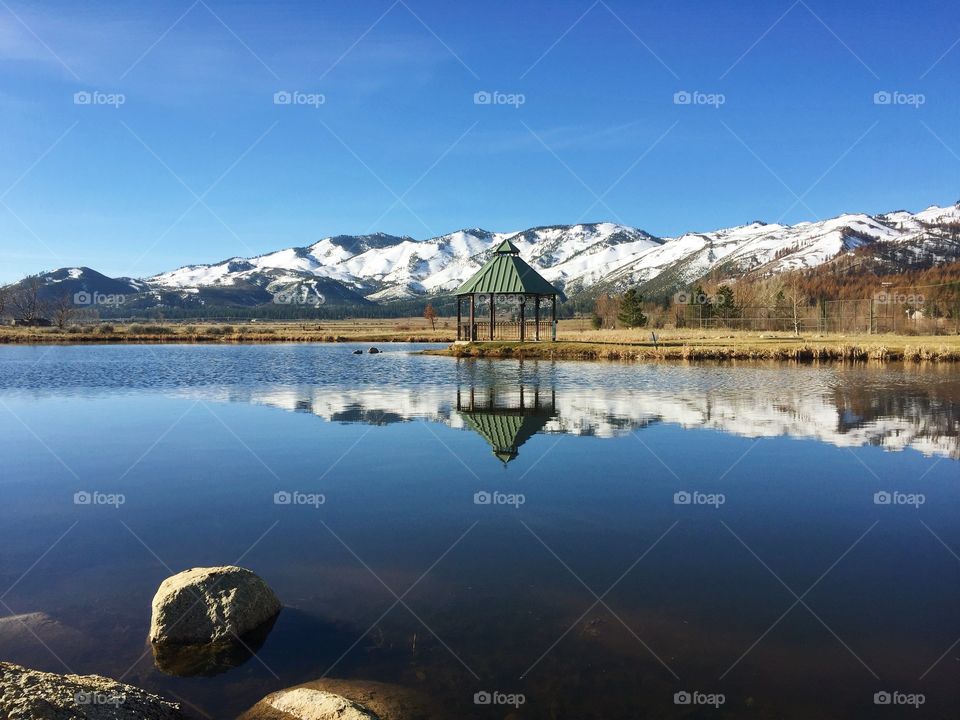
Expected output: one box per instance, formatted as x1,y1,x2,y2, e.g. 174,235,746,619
208,379,960,459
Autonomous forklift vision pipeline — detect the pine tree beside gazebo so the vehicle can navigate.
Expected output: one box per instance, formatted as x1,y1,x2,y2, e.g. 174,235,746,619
454,239,566,342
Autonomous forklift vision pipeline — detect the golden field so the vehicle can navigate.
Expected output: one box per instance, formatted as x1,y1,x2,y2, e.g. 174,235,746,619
2,317,960,362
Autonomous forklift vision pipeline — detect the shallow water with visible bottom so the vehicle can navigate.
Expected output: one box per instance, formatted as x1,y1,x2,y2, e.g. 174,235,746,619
0,343,958,719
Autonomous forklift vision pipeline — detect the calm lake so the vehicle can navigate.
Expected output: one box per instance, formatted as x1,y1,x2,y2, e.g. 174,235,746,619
1,343,958,719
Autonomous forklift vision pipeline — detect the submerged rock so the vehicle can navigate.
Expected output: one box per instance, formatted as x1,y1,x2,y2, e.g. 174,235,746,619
149,566,281,645
151,612,278,677
367,347,380,354
353,349,363,354
0,661,184,719
0,612,87,659
239,678,440,720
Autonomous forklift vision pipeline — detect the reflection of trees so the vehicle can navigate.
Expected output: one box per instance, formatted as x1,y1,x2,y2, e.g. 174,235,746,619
831,382,960,457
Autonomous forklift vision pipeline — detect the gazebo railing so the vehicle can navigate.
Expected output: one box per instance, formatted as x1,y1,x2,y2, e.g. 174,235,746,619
458,320,555,341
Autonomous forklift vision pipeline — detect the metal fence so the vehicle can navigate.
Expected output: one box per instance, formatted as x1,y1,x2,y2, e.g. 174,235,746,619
677,299,960,334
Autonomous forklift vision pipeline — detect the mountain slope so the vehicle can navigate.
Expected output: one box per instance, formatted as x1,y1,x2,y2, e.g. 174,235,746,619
8,201,959,313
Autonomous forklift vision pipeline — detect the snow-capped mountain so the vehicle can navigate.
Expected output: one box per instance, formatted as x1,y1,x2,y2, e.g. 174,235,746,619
13,202,960,310
146,223,661,303
142,203,958,304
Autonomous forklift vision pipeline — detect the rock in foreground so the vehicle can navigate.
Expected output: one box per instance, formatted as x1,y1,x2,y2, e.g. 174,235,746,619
0,661,184,719
239,678,440,720
149,566,281,645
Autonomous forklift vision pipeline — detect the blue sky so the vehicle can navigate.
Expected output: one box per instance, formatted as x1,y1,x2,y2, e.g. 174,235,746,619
1,0,958,282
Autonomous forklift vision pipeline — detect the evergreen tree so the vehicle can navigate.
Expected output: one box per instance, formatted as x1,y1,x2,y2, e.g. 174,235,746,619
617,289,647,328
714,285,739,319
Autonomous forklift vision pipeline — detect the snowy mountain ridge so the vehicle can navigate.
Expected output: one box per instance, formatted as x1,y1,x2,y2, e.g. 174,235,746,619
144,202,960,303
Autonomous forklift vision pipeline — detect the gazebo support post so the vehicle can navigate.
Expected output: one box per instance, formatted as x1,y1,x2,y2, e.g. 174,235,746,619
490,293,495,341
469,295,475,341
519,296,525,341
534,296,540,341
551,295,557,341
456,296,462,340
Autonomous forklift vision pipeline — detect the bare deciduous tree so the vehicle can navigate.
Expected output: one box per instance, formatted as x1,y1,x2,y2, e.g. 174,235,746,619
423,302,437,330
12,275,48,324
594,293,622,329
0,283,9,320
52,293,74,330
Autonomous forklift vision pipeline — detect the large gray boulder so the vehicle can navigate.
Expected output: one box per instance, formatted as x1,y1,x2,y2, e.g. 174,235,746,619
149,566,281,645
0,661,184,719
239,678,440,720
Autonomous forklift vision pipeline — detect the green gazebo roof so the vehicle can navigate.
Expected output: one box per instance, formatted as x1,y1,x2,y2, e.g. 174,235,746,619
455,239,565,299
462,411,553,464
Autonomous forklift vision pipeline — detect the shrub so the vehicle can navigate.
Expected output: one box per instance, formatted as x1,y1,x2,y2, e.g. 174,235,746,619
129,324,173,335
204,325,234,336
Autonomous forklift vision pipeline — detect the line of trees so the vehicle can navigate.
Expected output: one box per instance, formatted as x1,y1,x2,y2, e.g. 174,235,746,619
0,276,76,329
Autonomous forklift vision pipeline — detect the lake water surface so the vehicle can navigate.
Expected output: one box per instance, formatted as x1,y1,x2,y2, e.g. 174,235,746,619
1,343,958,718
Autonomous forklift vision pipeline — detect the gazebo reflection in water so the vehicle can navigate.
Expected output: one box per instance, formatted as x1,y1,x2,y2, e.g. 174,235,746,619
455,383,557,465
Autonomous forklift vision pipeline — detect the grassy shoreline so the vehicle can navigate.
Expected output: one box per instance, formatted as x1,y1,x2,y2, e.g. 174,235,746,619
424,335,960,363
3,321,960,362
0,320,455,345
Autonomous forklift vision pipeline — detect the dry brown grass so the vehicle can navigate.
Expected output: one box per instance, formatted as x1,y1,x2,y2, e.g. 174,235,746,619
433,328,960,363
3,318,960,363
0,318,456,344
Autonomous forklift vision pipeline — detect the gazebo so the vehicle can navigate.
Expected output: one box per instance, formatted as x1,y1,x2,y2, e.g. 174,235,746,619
456,383,557,464
454,239,566,342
